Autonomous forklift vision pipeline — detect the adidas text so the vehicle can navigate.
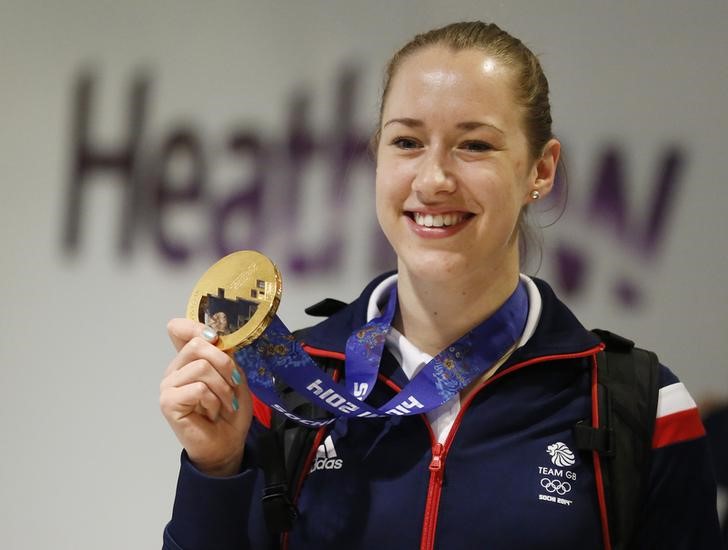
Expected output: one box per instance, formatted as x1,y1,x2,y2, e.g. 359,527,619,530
310,457,343,472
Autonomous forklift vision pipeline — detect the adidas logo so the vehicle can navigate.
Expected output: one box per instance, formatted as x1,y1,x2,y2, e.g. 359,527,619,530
310,435,344,472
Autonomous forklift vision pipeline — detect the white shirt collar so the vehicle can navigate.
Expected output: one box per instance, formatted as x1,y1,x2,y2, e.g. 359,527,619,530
366,274,542,379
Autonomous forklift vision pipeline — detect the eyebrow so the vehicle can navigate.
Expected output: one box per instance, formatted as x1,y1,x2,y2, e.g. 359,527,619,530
457,121,504,135
382,117,505,135
382,117,423,129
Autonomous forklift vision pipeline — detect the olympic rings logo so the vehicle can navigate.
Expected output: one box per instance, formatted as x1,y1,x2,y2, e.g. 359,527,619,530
540,478,572,495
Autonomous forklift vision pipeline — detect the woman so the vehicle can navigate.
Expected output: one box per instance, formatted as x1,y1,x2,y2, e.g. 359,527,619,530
160,21,721,549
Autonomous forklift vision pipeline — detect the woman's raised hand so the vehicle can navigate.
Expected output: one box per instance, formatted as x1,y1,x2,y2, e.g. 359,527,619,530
160,318,253,476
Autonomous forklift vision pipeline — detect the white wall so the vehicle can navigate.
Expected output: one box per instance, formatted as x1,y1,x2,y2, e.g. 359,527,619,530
1,1,727,548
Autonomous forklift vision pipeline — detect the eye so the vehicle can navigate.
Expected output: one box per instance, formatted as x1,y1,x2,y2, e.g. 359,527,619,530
460,140,492,152
391,137,421,150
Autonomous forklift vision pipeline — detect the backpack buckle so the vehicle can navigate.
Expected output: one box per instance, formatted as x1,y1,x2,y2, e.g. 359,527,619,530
573,421,616,457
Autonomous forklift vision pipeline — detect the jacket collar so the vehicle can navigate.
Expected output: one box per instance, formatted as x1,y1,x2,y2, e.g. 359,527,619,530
297,273,600,367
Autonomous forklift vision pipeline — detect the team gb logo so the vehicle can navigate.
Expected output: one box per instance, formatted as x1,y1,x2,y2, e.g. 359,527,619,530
547,442,576,467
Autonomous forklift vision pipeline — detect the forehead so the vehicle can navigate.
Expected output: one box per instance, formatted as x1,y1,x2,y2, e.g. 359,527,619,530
383,46,522,128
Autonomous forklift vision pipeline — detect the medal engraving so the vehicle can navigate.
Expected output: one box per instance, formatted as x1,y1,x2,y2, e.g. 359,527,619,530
186,251,282,351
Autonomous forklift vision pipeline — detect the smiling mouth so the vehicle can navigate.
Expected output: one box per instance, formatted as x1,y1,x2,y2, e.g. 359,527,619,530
410,212,472,228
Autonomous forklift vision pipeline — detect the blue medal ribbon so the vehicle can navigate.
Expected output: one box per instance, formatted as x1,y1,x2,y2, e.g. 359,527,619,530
235,281,528,427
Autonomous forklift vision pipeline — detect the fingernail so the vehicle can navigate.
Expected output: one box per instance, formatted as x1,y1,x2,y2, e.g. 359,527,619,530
232,396,239,412
231,368,241,386
202,327,217,342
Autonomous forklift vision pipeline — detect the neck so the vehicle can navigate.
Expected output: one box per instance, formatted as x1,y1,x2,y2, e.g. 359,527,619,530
393,262,521,356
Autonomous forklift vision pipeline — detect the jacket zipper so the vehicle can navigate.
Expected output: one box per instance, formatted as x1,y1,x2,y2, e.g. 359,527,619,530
418,346,603,550
420,442,445,550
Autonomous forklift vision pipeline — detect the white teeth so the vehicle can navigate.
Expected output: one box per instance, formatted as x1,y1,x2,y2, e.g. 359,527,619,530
413,212,465,228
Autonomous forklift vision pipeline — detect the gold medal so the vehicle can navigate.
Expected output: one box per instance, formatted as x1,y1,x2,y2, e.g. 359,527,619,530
186,250,282,352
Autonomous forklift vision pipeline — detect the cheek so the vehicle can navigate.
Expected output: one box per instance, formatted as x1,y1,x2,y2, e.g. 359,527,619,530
374,163,411,245
468,169,511,204
470,174,525,221
374,172,392,229
489,166,532,210
375,160,407,202
374,184,386,224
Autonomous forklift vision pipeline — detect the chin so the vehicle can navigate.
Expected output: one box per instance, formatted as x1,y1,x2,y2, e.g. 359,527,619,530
397,250,471,283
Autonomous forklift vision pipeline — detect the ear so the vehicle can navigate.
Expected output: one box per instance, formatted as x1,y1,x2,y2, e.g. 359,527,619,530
526,138,561,203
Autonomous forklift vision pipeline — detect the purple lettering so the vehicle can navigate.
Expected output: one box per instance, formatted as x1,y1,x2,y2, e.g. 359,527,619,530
213,132,265,256
587,146,629,242
63,69,149,256
641,146,685,257
151,127,205,262
554,242,589,296
286,66,373,274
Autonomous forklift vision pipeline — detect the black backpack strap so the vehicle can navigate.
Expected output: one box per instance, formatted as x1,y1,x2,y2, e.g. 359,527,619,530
304,298,348,317
258,426,298,533
574,329,660,550
258,348,340,534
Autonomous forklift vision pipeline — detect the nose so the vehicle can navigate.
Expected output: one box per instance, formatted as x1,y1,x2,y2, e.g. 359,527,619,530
412,150,455,200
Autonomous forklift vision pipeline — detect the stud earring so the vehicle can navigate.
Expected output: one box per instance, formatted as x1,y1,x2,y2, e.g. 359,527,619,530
530,190,540,200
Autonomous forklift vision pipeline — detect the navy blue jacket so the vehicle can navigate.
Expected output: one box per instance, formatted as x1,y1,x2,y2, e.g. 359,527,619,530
164,276,722,549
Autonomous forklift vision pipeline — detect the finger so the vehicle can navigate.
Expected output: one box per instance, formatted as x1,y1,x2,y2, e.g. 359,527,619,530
162,359,239,414
160,381,223,423
167,318,218,353
164,336,235,384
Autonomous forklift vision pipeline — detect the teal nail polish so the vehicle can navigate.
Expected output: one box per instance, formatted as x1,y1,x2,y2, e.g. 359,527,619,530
232,396,239,411
231,369,241,386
